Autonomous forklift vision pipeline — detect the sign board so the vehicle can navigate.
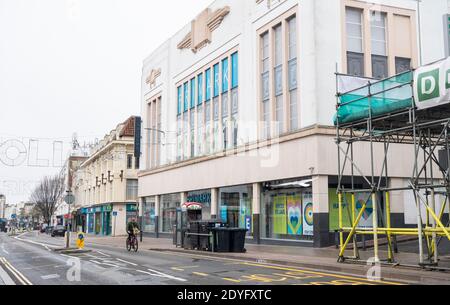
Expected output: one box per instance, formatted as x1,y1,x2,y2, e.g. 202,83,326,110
414,57,450,110
64,194,75,205
11,214,16,219
112,211,118,217
134,116,142,158
76,232,85,249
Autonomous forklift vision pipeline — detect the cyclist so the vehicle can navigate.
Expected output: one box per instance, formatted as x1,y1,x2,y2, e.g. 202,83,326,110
126,219,139,242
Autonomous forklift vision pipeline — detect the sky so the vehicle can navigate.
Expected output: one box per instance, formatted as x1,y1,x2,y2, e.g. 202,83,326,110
0,0,211,204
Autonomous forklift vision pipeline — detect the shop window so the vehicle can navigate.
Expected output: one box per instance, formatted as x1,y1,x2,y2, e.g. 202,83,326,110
160,194,180,233
219,185,253,237
261,181,314,241
143,197,155,233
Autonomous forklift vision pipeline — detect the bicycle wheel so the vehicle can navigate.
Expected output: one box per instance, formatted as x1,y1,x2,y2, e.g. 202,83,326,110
126,238,132,252
133,238,139,252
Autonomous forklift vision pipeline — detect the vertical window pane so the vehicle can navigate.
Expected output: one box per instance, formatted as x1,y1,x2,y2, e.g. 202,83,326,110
222,58,229,93
213,64,220,97
190,78,195,109
197,105,203,155
290,89,298,131
205,68,211,101
371,11,387,56
346,8,363,53
262,32,269,73
347,52,364,77
177,86,182,115
288,16,297,60
183,82,188,112
372,55,388,79
274,25,282,66
395,57,411,74
231,52,238,88
276,95,283,134
197,73,203,105
222,93,228,118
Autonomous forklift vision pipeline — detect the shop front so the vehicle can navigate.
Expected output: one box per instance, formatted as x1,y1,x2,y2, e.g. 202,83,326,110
102,204,113,236
219,185,253,237
86,208,95,234
143,197,156,233
126,203,138,225
260,179,314,242
187,190,211,220
160,193,180,233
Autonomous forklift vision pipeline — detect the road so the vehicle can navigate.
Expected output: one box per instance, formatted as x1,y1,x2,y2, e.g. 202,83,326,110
0,232,403,285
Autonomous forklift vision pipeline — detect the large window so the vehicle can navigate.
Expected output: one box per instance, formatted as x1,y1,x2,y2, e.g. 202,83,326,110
219,185,253,237
288,16,298,131
261,180,314,241
125,179,138,201
346,7,364,77
261,32,270,140
160,193,180,233
143,197,155,233
371,11,388,79
175,51,238,159
274,24,283,136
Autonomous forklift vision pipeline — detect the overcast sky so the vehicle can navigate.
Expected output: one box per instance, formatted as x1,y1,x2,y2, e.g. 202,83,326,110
0,0,211,204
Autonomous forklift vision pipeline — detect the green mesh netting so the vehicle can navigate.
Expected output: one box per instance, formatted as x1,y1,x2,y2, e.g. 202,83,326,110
334,71,413,125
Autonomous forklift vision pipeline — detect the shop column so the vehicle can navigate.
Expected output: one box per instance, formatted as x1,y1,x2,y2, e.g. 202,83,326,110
252,183,261,244
312,175,330,247
155,195,160,238
211,188,218,219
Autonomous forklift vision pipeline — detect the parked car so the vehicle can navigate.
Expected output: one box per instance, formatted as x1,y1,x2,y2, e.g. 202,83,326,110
0,219,7,233
45,226,54,234
51,225,66,237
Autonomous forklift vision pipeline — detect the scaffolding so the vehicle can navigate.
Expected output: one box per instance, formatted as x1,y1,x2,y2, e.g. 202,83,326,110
335,66,450,269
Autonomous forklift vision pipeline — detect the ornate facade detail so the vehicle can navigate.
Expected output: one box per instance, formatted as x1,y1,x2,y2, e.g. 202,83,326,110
177,6,230,53
146,68,161,87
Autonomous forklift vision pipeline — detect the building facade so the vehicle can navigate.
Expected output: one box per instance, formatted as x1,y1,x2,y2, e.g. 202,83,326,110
72,117,140,236
138,0,450,247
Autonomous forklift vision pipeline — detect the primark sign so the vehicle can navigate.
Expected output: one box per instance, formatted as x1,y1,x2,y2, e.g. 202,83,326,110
414,57,450,110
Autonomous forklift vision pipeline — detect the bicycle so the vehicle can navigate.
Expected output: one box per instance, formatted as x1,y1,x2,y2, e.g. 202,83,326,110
126,228,139,252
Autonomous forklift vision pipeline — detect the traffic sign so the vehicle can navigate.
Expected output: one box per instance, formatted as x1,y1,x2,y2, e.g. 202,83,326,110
64,194,75,205
76,232,85,249
112,211,118,217
11,214,16,219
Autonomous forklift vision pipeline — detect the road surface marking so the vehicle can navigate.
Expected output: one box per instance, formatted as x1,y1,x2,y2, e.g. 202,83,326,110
222,277,241,283
192,272,208,277
0,263,15,285
137,268,187,282
1,243,9,254
41,274,60,280
0,257,32,285
14,235,58,250
95,251,110,257
115,258,138,266
241,262,403,285
171,267,185,271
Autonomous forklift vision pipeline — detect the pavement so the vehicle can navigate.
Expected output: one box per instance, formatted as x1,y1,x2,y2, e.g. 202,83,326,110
0,231,449,285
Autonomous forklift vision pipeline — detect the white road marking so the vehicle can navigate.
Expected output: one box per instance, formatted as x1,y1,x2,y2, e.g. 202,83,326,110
89,260,119,268
115,258,138,266
95,251,110,257
41,274,60,280
136,268,187,282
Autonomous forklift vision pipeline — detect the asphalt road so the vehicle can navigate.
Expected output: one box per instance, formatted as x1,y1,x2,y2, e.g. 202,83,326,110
0,232,403,286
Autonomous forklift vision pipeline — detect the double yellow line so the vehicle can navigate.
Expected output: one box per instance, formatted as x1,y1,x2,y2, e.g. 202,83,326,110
0,257,33,285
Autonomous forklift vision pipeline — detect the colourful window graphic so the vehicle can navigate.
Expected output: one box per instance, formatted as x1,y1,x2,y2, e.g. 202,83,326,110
213,63,220,97
231,52,238,88
222,58,229,93
198,73,203,105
